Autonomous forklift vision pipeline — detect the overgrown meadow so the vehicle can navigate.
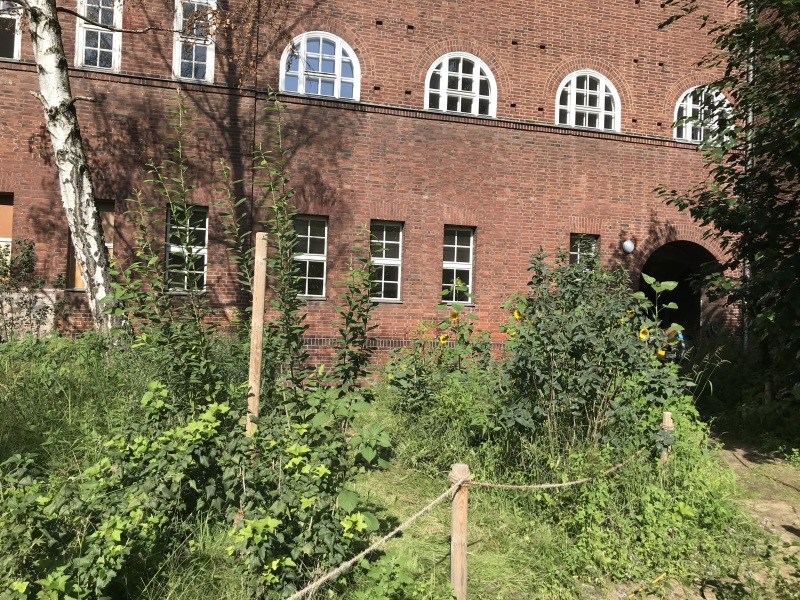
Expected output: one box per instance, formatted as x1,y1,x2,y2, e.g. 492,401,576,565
0,97,796,599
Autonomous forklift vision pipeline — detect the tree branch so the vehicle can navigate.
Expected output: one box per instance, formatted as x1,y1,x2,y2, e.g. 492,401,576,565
55,5,176,34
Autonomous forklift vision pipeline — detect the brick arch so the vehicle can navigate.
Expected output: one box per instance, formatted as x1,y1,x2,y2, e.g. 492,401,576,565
273,16,376,82
409,39,511,103
543,55,633,123
629,221,727,284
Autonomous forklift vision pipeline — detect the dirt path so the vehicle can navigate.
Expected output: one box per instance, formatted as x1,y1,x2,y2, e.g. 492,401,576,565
721,442,800,543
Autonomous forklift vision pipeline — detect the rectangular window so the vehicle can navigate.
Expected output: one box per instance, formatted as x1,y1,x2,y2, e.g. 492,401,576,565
293,216,327,298
0,194,13,266
370,221,402,301
75,0,122,71
569,233,599,265
0,1,21,60
172,0,216,82
68,201,115,290
442,226,473,303
166,205,208,292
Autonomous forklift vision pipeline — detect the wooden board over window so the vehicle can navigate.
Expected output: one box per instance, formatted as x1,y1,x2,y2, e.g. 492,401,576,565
0,194,12,242
68,201,115,289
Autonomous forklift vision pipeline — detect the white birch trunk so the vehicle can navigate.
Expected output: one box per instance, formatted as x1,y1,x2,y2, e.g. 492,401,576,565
26,0,117,332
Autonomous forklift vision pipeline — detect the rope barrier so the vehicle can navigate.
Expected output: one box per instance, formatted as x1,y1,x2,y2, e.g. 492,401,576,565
286,477,469,600
287,449,643,599
469,450,643,490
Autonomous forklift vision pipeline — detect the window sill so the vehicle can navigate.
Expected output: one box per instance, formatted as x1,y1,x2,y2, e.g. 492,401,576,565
299,295,327,301
372,298,403,304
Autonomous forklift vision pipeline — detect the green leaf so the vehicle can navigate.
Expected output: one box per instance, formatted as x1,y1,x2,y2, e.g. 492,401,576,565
337,490,360,513
361,447,378,463
310,412,331,427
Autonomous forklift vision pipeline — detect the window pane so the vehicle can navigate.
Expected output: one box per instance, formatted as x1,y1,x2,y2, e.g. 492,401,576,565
306,37,320,53
559,109,569,124
284,74,299,92
588,94,598,107
576,92,585,106
307,260,324,278
0,18,15,59
462,60,473,75
86,30,98,47
340,82,353,98
443,247,455,262
589,77,599,91
559,89,569,106
99,32,113,50
309,220,325,237
384,243,400,259
575,112,585,127
446,95,459,111
321,58,335,73
577,75,587,89
383,282,399,299
605,95,614,112
430,72,440,89
604,115,613,130
308,238,325,255
461,97,472,113
195,44,207,62
429,93,440,109
305,78,319,94
341,60,353,78
306,56,319,71
454,269,470,287
384,265,399,282
448,75,459,90
479,99,490,115
448,58,459,71
442,269,454,286
99,49,112,68
321,38,335,55
461,77,473,92
479,78,489,96
588,113,598,128
320,79,335,96
385,226,401,242
456,247,470,263
85,49,98,66
306,277,324,296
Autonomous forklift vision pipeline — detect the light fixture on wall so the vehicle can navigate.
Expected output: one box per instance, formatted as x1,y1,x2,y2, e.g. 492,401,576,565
622,239,635,254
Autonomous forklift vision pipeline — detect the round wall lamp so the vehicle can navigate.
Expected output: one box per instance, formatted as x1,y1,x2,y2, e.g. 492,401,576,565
622,239,635,254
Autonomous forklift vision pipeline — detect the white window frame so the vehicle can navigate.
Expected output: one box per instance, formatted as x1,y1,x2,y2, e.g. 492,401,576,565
293,216,328,298
569,233,599,265
75,0,123,72
442,226,474,303
0,1,22,60
370,221,403,302
556,70,621,132
165,205,209,293
279,31,361,101
425,52,497,117
674,86,731,144
67,202,115,290
172,0,216,83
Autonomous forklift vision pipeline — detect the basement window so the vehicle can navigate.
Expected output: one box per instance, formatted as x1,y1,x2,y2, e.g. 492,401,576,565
67,201,115,290
442,226,474,303
293,216,328,298
0,194,13,266
569,233,599,265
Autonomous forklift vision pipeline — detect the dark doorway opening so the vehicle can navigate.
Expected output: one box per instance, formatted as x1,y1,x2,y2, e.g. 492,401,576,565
638,241,721,338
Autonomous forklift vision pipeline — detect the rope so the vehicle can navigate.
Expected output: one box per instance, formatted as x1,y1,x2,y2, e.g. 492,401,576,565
469,450,643,490
285,477,469,600
286,449,643,599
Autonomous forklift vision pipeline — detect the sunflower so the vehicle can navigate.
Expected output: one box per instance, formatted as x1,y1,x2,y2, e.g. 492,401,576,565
619,316,626,325
438,333,449,344
507,328,517,338
639,328,650,341
657,349,666,359
513,308,523,321
449,310,459,322
626,309,634,319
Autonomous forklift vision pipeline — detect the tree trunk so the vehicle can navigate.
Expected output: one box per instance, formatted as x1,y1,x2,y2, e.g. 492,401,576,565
26,0,118,332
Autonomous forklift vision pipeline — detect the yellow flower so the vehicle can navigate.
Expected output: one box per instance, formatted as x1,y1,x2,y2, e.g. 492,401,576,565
657,349,666,359
507,328,517,338
513,308,523,321
449,310,459,322
438,333,449,344
619,317,626,325
626,309,634,319
639,328,650,341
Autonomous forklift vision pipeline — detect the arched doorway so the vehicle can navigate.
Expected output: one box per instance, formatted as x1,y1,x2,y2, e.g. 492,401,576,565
638,241,721,338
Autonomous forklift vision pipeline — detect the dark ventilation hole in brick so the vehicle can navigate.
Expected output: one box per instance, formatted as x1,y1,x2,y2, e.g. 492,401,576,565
657,122,663,127
633,58,639,63
406,24,415,32
658,61,665,66
373,85,381,91
632,118,638,123
538,107,544,112
511,40,519,45
404,90,412,95
660,2,665,7
375,20,383,27
510,103,517,107
539,44,546,50
635,0,641,4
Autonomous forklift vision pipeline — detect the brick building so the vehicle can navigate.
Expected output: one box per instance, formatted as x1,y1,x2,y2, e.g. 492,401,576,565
0,0,739,351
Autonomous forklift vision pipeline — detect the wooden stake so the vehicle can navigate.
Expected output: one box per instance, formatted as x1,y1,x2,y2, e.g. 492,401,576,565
660,411,674,464
450,463,470,600
246,232,268,436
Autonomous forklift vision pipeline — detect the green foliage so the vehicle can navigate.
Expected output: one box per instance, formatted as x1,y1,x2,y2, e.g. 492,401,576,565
0,240,65,343
659,0,800,394
383,252,757,593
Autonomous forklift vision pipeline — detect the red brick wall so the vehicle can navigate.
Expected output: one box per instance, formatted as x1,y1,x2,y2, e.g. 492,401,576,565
0,0,742,358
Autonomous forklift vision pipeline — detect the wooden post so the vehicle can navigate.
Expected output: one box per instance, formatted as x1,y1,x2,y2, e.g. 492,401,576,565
246,232,268,436
660,411,674,464
450,463,470,600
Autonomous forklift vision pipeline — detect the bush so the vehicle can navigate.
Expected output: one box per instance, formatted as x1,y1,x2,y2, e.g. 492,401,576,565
382,251,759,591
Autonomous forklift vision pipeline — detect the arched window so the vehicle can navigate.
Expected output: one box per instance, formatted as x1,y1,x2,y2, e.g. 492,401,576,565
674,86,731,143
425,52,496,117
280,32,360,100
556,70,620,132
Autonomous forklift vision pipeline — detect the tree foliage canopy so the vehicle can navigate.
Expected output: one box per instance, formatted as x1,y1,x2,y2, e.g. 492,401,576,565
660,0,800,367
